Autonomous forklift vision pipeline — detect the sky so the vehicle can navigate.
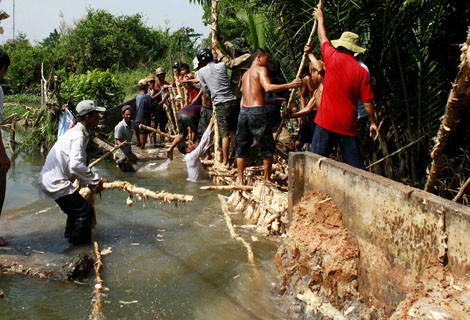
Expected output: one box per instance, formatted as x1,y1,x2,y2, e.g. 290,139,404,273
0,0,210,44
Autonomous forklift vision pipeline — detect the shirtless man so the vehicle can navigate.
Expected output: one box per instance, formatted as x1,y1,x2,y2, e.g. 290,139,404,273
236,48,302,184
288,45,325,150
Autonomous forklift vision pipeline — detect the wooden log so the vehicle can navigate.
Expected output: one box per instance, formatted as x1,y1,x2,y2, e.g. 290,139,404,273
425,29,470,194
90,242,105,320
201,185,253,191
218,194,255,264
103,180,193,203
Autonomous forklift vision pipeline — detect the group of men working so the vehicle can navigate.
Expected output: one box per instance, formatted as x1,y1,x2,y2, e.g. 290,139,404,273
0,6,378,247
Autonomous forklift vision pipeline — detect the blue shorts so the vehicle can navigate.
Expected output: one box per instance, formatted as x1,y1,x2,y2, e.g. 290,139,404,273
236,106,275,158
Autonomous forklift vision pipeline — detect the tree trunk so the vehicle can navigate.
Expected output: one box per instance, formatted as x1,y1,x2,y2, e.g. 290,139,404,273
425,29,470,194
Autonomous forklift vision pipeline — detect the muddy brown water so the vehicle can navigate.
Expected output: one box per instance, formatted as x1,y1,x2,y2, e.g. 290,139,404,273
0,146,289,319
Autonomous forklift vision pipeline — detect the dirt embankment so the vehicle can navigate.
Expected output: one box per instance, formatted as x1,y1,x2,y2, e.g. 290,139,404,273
275,191,470,319
275,191,383,319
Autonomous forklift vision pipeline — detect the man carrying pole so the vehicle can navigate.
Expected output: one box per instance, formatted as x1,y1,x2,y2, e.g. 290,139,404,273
38,100,107,245
310,6,378,169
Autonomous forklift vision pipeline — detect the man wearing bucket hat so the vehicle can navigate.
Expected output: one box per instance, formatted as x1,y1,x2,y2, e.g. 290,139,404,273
38,100,107,245
310,6,378,169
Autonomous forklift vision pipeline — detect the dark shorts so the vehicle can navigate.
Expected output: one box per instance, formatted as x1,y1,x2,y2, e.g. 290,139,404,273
236,106,275,158
155,108,168,131
297,120,315,144
215,99,239,138
198,106,213,136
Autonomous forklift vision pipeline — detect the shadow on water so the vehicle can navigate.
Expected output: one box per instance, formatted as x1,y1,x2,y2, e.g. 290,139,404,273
0,147,290,319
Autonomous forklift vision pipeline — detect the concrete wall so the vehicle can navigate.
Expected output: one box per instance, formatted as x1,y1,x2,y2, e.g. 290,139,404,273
288,152,470,309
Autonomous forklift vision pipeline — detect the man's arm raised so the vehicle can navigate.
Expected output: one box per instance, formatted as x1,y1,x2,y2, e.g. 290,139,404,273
314,6,328,46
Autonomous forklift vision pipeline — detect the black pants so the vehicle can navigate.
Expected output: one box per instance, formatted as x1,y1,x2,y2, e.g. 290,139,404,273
55,191,93,245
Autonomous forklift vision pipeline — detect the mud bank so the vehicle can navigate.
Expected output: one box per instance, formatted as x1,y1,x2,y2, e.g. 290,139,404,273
274,191,470,319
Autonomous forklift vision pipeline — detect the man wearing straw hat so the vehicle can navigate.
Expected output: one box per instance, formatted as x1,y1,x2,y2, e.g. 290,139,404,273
311,6,378,169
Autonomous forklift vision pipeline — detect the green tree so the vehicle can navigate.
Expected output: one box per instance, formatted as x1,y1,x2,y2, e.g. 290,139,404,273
60,69,124,110
59,9,168,73
2,34,46,93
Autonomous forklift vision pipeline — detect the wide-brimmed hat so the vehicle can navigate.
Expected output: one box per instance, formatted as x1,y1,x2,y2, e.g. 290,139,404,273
331,31,366,53
146,75,156,82
76,100,106,116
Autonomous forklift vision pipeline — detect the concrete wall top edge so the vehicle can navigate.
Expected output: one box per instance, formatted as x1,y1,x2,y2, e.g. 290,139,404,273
289,151,470,215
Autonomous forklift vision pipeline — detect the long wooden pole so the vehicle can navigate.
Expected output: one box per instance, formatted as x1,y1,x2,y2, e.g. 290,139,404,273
88,141,128,168
139,124,176,140
211,0,222,164
275,0,323,142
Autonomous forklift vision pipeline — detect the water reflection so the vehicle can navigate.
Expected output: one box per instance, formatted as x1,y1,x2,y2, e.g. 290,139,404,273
0,147,289,319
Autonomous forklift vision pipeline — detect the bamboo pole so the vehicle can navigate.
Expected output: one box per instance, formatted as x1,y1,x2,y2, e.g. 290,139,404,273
138,124,176,140
90,241,105,320
274,0,323,142
172,69,184,110
162,87,179,135
366,135,425,170
88,141,129,168
453,178,470,202
211,0,222,164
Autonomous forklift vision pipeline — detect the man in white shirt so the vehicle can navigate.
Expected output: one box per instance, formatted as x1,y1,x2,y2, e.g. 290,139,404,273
0,49,10,246
38,100,107,245
178,118,214,182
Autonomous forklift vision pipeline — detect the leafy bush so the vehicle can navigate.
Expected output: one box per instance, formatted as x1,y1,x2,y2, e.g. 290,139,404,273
60,69,125,109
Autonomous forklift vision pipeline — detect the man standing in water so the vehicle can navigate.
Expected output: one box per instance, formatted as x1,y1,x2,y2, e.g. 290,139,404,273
236,48,302,184
38,100,107,245
0,49,10,246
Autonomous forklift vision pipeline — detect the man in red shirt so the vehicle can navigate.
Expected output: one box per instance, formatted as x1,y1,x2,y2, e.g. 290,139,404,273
311,6,378,169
